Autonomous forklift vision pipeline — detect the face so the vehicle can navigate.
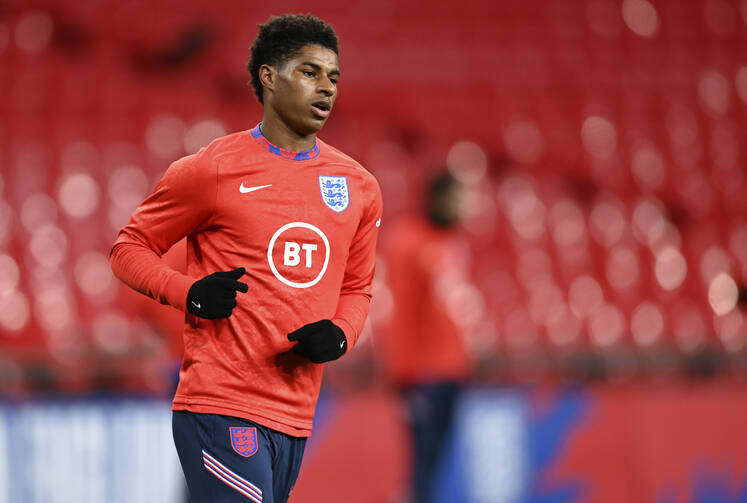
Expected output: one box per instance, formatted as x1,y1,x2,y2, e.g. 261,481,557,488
263,44,339,137
429,183,464,228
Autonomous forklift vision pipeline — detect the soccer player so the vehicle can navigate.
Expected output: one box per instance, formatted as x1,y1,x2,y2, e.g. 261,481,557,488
109,14,382,503
378,172,470,503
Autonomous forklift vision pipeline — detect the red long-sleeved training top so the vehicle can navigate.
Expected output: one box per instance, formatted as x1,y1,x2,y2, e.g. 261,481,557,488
110,125,382,437
378,216,470,385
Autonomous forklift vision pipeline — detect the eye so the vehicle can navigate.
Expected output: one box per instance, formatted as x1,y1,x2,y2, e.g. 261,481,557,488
302,70,315,77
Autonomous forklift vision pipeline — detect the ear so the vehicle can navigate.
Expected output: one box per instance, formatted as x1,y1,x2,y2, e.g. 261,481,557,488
259,64,276,97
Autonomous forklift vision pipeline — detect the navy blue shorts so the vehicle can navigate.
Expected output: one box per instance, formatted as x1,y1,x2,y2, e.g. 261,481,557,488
172,410,307,503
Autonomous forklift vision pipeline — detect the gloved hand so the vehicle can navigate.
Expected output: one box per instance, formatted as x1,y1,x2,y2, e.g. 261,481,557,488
186,267,248,319
287,320,347,363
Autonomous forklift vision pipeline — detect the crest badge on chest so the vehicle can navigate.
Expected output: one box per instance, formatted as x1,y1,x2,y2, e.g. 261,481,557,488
318,175,349,213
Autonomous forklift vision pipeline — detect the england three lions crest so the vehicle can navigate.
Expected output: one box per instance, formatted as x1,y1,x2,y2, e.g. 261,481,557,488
229,427,258,457
319,175,349,213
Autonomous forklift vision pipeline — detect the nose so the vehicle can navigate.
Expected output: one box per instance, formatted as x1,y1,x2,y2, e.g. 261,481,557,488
318,76,335,97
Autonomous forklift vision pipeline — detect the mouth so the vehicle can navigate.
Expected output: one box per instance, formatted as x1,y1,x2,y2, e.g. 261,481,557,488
311,100,331,118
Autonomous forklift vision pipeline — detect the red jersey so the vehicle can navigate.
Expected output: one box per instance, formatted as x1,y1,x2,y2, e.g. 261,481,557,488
378,216,470,385
110,124,382,437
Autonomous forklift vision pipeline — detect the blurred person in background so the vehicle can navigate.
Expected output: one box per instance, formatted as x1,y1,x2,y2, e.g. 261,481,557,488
109,13,382,503
378,171,472,503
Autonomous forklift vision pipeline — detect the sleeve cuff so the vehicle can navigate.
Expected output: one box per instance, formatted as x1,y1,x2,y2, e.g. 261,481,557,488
332,318,356,352
163,273,196,313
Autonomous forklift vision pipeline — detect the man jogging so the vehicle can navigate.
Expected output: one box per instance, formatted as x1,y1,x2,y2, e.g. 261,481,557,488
110,14,382,503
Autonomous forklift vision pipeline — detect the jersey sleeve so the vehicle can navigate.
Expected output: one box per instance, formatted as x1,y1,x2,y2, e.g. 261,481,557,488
331,174,383,349
109,152,217,313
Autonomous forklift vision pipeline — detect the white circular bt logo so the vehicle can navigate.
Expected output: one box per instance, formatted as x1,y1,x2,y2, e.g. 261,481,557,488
267,222,330,288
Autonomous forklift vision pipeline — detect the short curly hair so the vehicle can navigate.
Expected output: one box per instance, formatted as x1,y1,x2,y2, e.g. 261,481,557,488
248,14,339,104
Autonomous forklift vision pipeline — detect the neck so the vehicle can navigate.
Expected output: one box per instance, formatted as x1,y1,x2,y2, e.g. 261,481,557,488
259,110,316,152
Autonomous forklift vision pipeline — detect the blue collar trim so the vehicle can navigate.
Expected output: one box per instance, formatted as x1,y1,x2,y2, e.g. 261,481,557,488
249,124,320,161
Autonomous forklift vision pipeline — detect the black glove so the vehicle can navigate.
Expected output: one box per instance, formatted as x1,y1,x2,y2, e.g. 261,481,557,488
186,267,248,319
287,320,347,363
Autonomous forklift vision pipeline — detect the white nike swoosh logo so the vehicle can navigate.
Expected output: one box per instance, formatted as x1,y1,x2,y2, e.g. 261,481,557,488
239,183,272,194
191,301,201,309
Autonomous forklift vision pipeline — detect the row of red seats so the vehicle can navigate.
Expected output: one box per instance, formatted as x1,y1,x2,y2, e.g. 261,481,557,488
0,0,744,391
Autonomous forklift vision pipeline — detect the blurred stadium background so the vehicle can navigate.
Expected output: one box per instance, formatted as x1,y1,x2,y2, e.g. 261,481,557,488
1,0,747,501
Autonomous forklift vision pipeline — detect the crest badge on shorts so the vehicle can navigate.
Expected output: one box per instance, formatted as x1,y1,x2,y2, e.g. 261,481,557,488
229,427,258,457
319,175,349,213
